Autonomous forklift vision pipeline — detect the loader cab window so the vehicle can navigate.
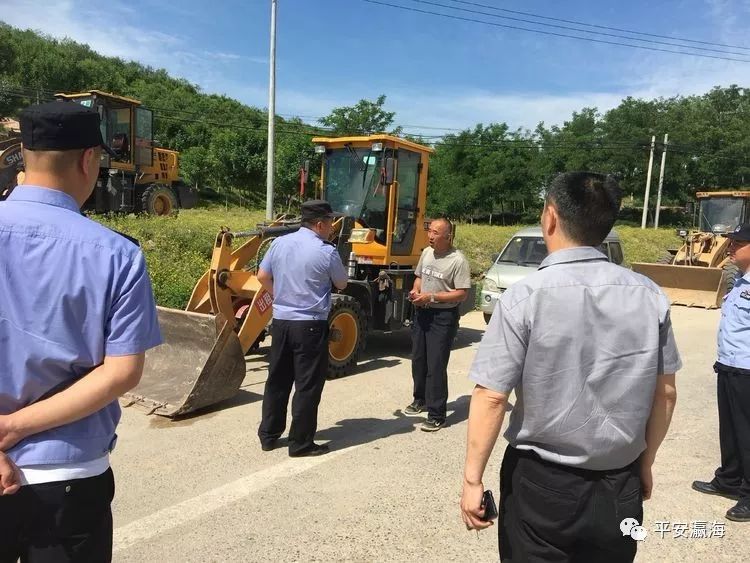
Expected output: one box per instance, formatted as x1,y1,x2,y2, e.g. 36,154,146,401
106,106,132,162
699,197,744,234
391,149,421,255
324,147,388,235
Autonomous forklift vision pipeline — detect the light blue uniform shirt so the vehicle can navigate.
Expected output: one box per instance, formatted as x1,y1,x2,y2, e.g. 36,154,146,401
0,186,162,466
717,272,750,370
259,226,348,321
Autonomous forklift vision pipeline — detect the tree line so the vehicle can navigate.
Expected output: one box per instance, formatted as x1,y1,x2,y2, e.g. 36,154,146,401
2,24,749,221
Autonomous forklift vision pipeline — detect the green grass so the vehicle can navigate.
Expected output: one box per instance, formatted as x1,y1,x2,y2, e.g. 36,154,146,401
93,206,683,309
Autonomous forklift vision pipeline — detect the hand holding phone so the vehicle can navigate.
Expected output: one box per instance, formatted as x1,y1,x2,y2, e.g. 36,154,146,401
480,489,498,521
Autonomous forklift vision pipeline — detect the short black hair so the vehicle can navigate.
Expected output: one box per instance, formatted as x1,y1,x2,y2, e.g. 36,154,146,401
545,172,623,246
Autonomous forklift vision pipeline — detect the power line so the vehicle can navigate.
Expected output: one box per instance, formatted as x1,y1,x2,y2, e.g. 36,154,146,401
409,0,750,57
443,0,750,52
361,0,750,63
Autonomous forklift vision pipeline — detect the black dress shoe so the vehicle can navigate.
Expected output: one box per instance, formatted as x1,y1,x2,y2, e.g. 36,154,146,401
691,480,741,501
261,440,278,452
289,443,330,458
726,502,750,522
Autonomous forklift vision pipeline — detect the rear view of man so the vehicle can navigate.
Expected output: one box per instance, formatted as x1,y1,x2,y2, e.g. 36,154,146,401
257,200,348,457
0,100,162,561
460,172,680,562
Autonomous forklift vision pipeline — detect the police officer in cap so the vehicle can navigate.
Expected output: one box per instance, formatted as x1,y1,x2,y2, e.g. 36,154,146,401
693,223,750,522
257,199,348,457
0,100,162,560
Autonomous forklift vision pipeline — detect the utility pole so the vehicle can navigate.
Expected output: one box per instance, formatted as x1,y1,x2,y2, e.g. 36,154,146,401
654,133,669,229
265,0,277,221
641,135,656,229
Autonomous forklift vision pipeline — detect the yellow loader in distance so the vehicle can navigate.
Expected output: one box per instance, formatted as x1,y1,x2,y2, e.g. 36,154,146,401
631,191,748,309
123,134,476,417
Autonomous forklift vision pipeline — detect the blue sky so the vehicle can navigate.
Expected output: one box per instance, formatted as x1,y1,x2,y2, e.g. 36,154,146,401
3,0,750,135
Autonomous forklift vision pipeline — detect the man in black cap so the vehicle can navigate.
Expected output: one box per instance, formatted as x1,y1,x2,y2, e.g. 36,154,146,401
256,199,348,456
0,100,162,560
693,223,750,522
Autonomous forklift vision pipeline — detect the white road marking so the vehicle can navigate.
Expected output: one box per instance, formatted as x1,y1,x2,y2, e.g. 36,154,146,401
113,445,361,552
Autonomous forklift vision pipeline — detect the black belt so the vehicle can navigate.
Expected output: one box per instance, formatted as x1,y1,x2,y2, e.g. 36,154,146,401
714,361,750,376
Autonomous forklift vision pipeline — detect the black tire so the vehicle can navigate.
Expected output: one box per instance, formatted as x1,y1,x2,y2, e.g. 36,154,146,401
723,262,740,295
656,252,674,265
483,313,492,325
327,295,366,379
141,184,178,216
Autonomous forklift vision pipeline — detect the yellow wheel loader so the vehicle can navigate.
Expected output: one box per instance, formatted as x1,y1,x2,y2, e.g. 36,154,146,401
124,134,476,417
0,90,198,215
631,191,748,308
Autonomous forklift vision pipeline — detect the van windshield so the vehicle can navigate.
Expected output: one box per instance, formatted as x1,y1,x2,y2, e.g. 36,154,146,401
497,237,548,266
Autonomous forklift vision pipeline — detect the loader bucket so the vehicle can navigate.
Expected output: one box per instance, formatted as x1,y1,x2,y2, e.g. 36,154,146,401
122,307,246,417
631,263,726,309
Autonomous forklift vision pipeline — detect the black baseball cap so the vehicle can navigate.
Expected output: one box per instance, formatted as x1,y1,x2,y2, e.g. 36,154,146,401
724,223,750,242
301,199,344,222
19,100,116,157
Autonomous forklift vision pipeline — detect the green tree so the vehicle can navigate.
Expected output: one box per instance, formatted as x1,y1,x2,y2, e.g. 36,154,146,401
319,95,402,136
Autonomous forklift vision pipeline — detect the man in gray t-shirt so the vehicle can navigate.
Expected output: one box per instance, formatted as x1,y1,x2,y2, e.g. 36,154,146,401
404,218,472,431
460,173,680,563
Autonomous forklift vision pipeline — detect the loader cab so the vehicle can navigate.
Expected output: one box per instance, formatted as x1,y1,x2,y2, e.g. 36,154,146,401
695,191,750,234
55,90,154,170
314,134,433,266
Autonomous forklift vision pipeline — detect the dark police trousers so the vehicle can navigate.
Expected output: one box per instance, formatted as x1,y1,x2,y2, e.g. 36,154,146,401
0,468,115,563
712,362,750,501
411,306,459,422
258,319,328,454
499,446,642,563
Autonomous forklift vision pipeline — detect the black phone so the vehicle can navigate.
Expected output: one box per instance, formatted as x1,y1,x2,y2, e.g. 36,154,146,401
480,489,498,521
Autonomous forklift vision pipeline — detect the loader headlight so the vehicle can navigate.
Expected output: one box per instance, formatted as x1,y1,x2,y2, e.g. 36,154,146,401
676,229,688,237
349,228,375,243
371,142,384,152
314,144,326,154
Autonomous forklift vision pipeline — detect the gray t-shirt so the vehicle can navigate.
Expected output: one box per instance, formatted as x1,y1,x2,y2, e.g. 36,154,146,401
415,247,472,309
469,246,682,471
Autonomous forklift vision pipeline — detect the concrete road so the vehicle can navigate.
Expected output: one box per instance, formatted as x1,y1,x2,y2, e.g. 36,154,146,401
112,308,748,562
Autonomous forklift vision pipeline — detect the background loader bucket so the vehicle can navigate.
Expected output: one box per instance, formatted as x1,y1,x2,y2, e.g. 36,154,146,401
631,263,726,309
123,307,246,417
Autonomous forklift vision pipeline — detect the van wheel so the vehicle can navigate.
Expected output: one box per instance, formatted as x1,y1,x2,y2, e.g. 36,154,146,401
483,313,492,325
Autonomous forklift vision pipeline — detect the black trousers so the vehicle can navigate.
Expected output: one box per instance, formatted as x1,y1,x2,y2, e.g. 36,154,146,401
258,319,329,454
411,307,459,422
0,468,115,563
499,446,642,563
712,364,750,501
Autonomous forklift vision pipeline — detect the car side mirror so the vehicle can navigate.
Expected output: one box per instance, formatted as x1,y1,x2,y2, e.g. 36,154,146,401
384,157,395,185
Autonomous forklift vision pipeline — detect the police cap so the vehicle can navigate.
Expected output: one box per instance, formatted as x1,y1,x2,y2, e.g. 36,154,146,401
301,199,344,222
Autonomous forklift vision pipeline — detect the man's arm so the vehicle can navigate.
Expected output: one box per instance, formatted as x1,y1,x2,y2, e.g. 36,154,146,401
257,267,274,297
0,354,145,451
328,250,348,291
461,385,509,530
639,373,677,500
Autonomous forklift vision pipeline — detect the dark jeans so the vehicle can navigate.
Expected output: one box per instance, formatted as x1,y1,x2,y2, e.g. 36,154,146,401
258,319,329,454
0,468,115,563
499,446,642,563
712,363,750,501
411,306,459,422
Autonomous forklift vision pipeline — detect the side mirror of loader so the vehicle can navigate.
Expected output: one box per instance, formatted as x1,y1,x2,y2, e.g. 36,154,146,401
384,157,395,185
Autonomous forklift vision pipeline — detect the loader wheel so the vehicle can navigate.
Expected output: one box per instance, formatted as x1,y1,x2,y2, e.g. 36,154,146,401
327,295,366,379
723,263,740,295
141,185,178,216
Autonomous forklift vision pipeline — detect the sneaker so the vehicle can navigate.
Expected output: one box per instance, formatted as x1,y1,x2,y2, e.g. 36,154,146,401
420,418,444,432
404,400,425,417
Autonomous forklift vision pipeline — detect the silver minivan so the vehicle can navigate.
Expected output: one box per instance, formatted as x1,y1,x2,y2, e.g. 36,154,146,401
480,226,625,324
